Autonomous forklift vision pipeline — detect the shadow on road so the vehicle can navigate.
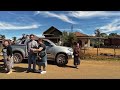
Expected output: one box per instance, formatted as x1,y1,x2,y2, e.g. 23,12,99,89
47,61,56,65
59,65,76,68
22,59,56,65
47,61,76,68
13,66,27,72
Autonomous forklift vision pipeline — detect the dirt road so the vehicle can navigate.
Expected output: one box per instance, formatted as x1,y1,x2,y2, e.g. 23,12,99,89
0,59,120,79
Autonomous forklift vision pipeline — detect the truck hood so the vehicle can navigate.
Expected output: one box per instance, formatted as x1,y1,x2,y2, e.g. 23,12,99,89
55,46,71,49
55,46,73,51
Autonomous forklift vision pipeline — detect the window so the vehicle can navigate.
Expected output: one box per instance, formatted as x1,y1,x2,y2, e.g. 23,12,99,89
21,40,25,44
16,40,21,44
44,41,51,46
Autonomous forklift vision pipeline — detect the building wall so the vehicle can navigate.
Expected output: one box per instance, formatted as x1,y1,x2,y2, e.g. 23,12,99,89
77,38,90,47
44,29,62,44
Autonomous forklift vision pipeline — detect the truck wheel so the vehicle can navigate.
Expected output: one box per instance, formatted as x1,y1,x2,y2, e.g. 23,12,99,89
13,53,23,63
56,54,68,66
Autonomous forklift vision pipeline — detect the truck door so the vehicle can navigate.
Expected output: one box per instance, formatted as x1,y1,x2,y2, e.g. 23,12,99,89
44,41,54,60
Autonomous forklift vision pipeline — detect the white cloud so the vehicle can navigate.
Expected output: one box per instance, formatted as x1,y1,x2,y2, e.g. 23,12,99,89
35,33,45,37
0,22,40,30
100,17,110,20
60,28,84,33
7,11,17,16
35,11,77,24
68,11,120,19
90,33,95,36
98,19,120,33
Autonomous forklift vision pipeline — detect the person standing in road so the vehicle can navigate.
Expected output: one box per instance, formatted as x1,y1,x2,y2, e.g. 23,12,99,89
2,40,13,74
73,42,80,69
32,38,47,74
26,34,38,73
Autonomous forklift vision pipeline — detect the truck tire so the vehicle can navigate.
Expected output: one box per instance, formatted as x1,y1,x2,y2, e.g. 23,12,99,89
56,54,68,66
13,53,23,63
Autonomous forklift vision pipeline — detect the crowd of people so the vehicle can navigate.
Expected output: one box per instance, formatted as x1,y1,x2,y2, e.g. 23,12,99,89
1,34,80,74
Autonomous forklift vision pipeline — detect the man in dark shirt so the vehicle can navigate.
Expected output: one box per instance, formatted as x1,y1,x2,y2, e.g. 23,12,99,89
73,42,80,69
2,40,13,74
32,38,47,74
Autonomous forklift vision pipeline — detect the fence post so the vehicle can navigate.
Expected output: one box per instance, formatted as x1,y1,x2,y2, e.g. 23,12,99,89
114,45,116,57
97,45,98,56
83,47,85,59
96,39,99,56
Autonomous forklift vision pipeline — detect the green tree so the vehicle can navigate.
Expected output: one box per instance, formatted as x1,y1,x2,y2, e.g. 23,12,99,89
62,31,77,47
12,37,17,41
95,29,101,37
94,29,101,45
109,33,118,38
62,31,68,43
68,32,77,47
100,33,108,38
94,29,101,55
1,35,5,39
0,34,5,39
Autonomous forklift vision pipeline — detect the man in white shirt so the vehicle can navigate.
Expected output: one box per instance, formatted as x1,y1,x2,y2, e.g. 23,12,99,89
27,34,38,73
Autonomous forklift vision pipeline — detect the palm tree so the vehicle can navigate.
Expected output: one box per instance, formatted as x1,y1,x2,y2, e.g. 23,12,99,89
95,29,101,37
94,29,101,55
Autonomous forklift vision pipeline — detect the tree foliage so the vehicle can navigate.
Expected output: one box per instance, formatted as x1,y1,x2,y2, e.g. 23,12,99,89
95,29,101,37
0,34,5,39
109,33,118,38
62,31,77,47
12,37,17,41
100,33,108,38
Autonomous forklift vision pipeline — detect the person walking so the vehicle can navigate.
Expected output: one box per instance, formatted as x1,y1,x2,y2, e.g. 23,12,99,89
73,42,80,69
26,34,38,73
32,38,47,74
2,40,13,74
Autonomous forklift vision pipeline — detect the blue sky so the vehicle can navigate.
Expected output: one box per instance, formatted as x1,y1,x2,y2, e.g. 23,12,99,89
1,11,120,39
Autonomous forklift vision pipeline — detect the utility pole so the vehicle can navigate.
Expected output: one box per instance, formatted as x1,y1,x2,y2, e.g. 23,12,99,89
71,24,73,32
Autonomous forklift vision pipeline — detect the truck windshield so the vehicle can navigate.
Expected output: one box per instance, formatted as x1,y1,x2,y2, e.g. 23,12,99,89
15,39,26,45
43,39,56,46
15,39,22,44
